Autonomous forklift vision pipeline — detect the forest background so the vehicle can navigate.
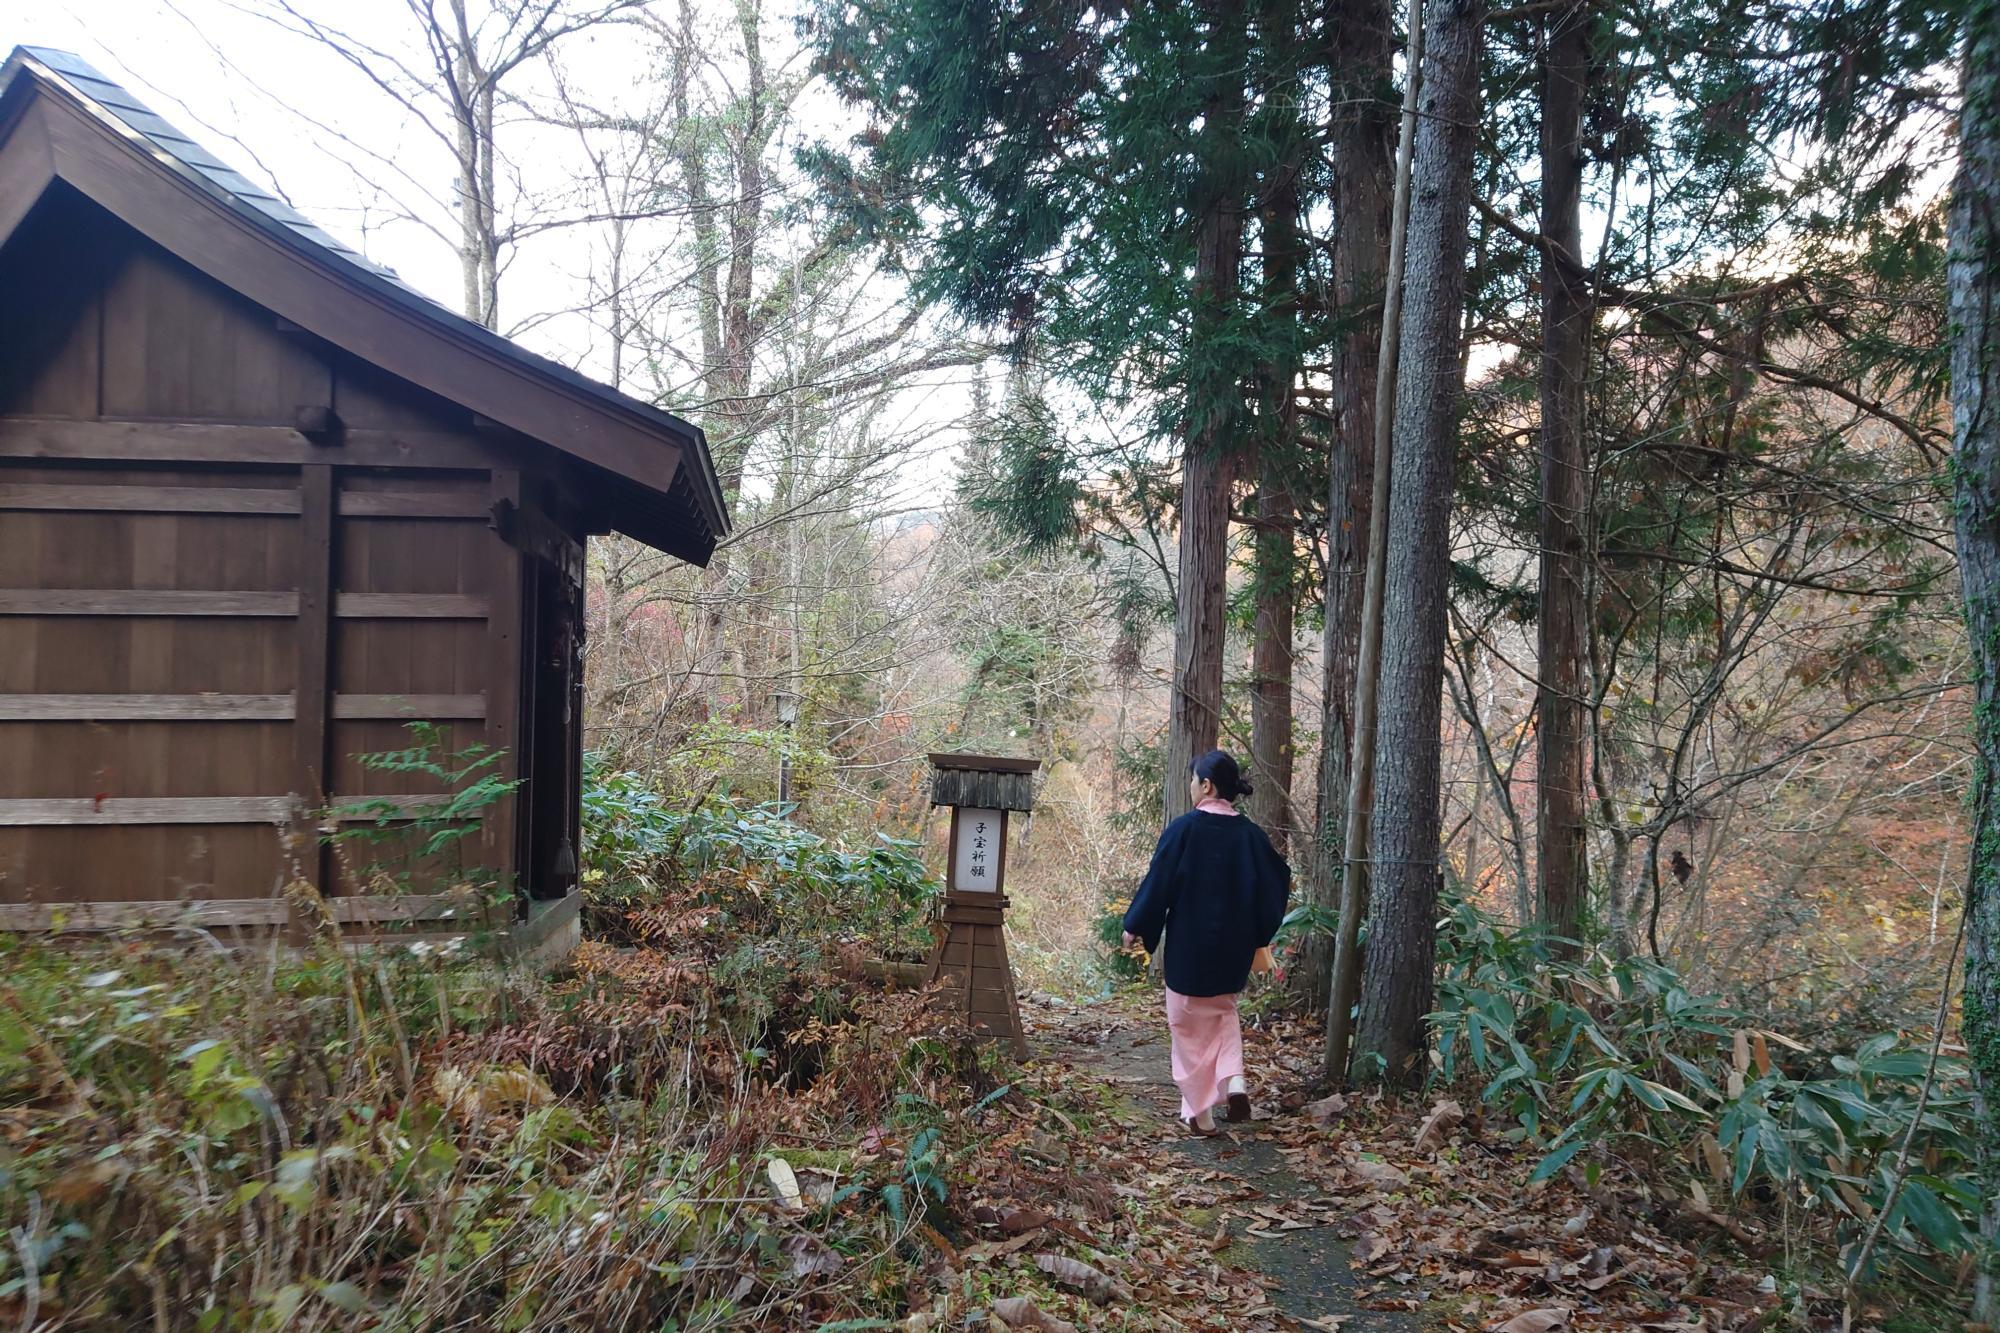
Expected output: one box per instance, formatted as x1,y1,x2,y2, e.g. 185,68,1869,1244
27,0,1962,1013
4,0,1994,1322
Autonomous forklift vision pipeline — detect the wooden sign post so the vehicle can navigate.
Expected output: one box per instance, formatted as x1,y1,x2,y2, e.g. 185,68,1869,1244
924,753,1039,1058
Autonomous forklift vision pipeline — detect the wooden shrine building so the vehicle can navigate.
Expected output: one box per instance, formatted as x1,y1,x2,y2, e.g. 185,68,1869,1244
0,48,727,945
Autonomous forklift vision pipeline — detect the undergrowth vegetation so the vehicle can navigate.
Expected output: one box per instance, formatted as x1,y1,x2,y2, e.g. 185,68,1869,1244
1428,896,1978,1302
0,762,991,1329
5,751,1979,1328
581,757,939,959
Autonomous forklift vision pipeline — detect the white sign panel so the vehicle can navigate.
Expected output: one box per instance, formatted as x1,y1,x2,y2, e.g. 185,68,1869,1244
951,807,1005,893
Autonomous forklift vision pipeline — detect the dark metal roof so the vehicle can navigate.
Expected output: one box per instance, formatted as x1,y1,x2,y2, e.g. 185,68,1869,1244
0,45,730,557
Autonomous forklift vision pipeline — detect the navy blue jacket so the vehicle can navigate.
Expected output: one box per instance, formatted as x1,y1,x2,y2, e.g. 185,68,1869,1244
1122,811,1291,997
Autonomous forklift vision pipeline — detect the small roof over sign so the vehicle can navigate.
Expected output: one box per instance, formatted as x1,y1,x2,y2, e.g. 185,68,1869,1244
926,753,1042,774
927,753,1040,812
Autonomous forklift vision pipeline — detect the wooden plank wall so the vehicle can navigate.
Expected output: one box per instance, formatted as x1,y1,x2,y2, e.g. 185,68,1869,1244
0,203,529,906
327,464,511,893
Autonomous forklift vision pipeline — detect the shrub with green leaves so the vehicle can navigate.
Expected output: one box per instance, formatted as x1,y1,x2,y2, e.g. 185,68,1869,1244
1430,895,1978,1281
325,720,520,894
580,757,940,956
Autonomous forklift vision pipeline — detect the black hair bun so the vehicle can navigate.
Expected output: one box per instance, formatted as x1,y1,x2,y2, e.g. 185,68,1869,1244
1190,748,1252,801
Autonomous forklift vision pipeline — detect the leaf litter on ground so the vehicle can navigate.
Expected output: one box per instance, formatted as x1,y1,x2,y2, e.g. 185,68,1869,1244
1019,989,1787,1332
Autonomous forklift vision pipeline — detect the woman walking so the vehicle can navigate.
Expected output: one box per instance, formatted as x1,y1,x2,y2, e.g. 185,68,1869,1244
1122,750,1291,1134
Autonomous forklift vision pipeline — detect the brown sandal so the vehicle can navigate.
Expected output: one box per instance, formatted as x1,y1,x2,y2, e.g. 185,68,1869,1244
1225,1092,1252,1123
1183,1115,1221,1137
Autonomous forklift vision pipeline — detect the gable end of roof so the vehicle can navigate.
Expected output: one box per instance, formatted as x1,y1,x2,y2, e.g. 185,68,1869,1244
0,45,729,560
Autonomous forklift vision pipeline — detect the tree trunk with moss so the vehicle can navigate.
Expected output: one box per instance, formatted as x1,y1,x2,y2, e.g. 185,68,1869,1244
1248,26,1307,854
1296,0,1395,1015
1534,0,1592,950
1352,0,1484,1086
1950,5,2000,1320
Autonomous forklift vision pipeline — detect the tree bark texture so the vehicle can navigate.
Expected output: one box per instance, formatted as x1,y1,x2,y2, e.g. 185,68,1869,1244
1326,0,1420,1079
1948,6,2000,1318
1251,444,1297,851
1163,0,1251,827
1297,0,1396,1015
1353,0,1484,1087
1534,0,1592,949
1249,53,1307,853
454,72,499,329
1167,446,1236,826
677,0,772,713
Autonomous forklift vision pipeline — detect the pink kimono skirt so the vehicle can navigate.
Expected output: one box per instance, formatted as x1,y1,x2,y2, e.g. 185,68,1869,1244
1164,988,1244,1120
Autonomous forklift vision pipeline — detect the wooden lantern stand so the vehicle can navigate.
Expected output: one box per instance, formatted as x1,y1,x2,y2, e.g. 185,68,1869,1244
923,753,1040,1059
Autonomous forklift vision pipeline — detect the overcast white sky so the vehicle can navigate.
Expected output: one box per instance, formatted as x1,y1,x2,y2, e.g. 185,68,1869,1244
9,1,507,323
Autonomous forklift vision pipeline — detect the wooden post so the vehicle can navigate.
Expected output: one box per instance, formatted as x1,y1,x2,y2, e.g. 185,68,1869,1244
926,805,1027,1058
289,461,335,943
922,756,1040,1059
293,464,335,812
486,468,525,914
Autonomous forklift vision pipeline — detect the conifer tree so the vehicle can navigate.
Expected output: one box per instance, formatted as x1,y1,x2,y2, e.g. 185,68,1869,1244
1352,0,1486,1084
1948,0,2000,1316
1533,0,1593,949
1297,0,1395,1017
805,0,1300,823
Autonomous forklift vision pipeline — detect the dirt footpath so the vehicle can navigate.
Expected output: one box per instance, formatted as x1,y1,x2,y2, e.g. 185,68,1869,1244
1026,993,1430,1331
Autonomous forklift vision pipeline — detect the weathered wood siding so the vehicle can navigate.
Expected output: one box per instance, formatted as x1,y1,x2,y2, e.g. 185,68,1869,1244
0,196,529,904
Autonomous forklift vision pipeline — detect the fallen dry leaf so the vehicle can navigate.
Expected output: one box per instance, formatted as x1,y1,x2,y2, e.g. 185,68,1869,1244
1348,1155,1409,1189
766,1157,804,1213
43,1162,118,1205
1414,1098,1465,1152
990,1296,1080,1332
1001,1207,1052,1235
960,1230,1043,1264
1353,1233,1391,1264
1699,1133,1728,1185
1304,1093,1348,1124
1033,1252,1134,1305
1491,1308,1571,1332
781,1231,843,1278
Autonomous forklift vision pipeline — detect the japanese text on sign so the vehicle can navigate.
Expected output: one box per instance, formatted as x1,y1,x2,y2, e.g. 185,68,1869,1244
950,807,1005,893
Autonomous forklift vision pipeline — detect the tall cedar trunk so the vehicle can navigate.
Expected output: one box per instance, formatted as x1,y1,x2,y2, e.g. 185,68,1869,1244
1250,446,1296,853
1534,0,1591,948
1297,0,1396,1013
1249,85,1305,853
1162,0,1251,827
1353,0,1484,1086
1948,7,2000,1319
1327,0,1420,1076
1168,448,1236,826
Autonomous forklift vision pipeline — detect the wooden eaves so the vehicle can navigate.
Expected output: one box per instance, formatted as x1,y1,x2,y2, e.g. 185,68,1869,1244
0,45,728,563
